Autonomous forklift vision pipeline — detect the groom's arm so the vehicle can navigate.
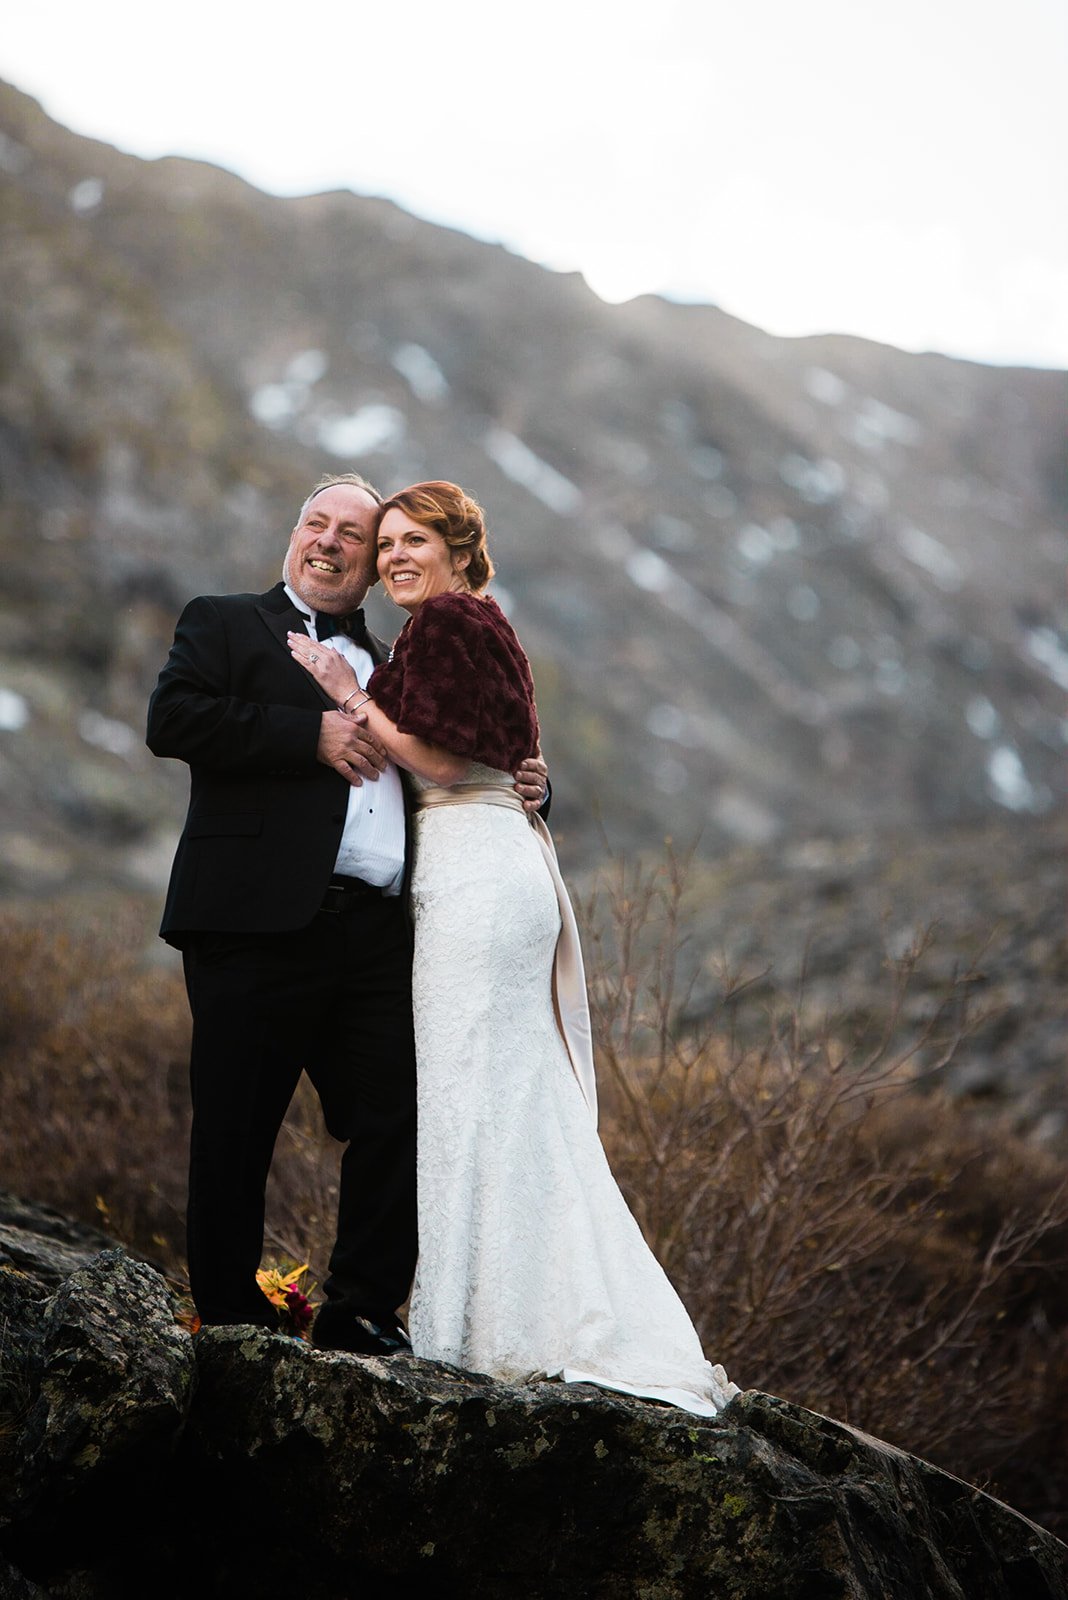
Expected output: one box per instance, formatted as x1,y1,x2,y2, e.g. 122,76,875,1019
147,595,324,775
148,596,388,786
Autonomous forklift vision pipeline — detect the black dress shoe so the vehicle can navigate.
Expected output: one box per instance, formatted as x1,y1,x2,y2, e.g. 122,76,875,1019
312,1308,412,1357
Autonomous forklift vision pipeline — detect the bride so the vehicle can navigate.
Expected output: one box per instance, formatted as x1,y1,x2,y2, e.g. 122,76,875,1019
289,481,737,1417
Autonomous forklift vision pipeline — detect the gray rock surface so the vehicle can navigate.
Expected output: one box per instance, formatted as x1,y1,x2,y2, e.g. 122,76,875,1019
182,1329,1067,1600
0,1553,48,1600
0,1196,113,1290
0,1203,1064,1599
19,1251,195,1501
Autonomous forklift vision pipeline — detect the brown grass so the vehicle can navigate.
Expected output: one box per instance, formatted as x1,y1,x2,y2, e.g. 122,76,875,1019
0,871,1064,1534
0,897,336,1280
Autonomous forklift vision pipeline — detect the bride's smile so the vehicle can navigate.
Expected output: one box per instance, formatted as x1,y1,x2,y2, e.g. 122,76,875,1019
377,508,471,613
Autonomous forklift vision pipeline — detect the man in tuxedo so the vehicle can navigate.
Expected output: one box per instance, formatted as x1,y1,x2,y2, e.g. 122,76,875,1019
147,472,548,1354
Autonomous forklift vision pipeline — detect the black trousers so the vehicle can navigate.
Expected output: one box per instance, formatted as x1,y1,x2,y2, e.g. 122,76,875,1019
181,894,417,1326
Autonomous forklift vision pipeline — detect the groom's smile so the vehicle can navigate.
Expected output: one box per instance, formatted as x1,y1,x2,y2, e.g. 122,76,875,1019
286,483,379,616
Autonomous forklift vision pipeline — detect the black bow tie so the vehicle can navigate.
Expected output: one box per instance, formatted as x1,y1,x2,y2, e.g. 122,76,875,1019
304,608,371,648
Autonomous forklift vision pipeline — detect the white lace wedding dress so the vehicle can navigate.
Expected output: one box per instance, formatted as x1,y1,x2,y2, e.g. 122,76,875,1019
406,763,738,1417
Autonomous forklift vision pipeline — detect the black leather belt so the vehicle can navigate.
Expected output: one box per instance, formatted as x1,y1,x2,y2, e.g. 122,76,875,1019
320,876,383,913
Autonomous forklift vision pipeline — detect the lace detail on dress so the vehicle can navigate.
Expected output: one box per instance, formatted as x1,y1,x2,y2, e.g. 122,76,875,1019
407,762,739,1417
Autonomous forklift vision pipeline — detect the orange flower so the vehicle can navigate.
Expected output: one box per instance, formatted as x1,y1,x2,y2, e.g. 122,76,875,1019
256,1263,318,1337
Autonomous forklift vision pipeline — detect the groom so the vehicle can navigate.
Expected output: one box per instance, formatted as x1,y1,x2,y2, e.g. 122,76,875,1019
147,471,548,1354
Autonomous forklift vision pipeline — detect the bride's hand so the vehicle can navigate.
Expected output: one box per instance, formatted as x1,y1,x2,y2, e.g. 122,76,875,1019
287,631,361,706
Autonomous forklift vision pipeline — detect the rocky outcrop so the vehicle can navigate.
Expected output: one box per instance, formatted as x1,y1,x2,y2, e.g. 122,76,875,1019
0,1198,1065,1599
182,1333,1068,1600
0,1207,195,1597
0,1195,117,1289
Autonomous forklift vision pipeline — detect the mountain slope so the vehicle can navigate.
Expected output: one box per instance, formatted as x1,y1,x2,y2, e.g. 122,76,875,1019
0,79,1064,890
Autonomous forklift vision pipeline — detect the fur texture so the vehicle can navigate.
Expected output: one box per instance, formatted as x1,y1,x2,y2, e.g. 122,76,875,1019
370,593,539,772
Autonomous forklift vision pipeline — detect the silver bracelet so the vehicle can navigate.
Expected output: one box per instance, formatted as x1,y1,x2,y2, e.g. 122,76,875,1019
338,688,361,711
340,692,371,715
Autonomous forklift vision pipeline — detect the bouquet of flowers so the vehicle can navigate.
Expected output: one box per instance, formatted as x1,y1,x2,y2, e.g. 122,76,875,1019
255,1263,316,1337
175,1262,317,1337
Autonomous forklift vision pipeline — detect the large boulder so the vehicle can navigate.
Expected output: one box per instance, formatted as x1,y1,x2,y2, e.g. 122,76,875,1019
18,1251,195,1501
0,1211,1064,1599
0,1208,195,1596
179,1329,1066,1600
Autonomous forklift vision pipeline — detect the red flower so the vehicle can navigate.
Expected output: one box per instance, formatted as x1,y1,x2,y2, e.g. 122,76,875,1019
283,1286,314,1335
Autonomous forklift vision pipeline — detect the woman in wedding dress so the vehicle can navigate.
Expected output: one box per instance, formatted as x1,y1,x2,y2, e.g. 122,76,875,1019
289,481,737,1418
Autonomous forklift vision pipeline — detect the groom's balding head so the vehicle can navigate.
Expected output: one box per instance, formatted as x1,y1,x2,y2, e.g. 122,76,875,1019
297,471,383,527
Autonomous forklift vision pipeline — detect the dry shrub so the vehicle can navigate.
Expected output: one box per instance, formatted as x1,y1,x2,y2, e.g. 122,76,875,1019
0,899,342,1287
0,900,191,1266
580,848,1067,1535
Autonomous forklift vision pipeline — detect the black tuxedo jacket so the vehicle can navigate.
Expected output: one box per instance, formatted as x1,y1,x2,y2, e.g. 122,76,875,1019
147,581,402,948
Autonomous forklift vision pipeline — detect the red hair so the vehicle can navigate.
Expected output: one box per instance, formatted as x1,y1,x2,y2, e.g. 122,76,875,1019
376,481,494,591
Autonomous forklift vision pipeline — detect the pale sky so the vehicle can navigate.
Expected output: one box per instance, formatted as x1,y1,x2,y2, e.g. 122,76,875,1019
4,0,1066,368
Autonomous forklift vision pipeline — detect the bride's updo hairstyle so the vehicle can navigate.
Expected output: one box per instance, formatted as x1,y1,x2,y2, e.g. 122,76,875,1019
376,480,495,592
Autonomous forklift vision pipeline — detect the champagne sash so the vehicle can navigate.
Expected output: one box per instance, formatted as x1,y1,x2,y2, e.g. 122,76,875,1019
413,784,597,1125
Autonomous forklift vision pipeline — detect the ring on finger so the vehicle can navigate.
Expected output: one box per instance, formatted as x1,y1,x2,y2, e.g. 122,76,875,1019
309,651,319,663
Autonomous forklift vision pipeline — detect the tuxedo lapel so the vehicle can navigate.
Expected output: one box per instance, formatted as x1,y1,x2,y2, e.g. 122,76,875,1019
254,585,394,708
367,630,391,668
255,585,337,711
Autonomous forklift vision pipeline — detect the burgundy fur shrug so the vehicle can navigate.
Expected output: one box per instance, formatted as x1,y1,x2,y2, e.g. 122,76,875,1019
369,592,540,773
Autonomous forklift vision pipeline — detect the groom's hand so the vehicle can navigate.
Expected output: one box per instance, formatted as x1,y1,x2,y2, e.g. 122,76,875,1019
318,710,387,786
515,753,549,814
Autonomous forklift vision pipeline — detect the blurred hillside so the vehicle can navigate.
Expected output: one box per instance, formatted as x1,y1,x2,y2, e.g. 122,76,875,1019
0,77,1065,897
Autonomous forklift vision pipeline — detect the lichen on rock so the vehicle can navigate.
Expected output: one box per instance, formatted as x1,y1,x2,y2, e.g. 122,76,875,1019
0,1198,1065,1599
